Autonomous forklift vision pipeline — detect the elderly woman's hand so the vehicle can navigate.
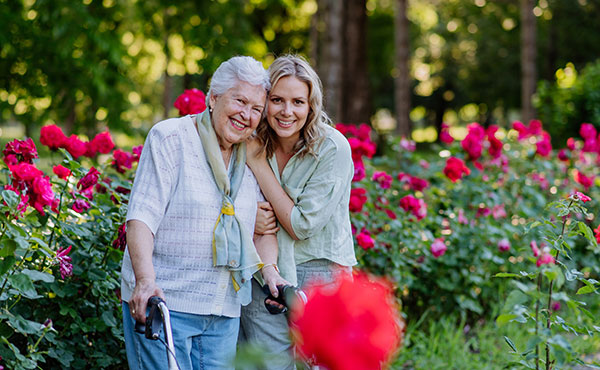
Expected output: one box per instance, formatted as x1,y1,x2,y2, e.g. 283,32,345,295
261,265,291,298
129,278,165,324
254,201,279,235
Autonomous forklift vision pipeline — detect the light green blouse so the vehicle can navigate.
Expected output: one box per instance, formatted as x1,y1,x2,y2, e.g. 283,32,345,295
271,124,358,286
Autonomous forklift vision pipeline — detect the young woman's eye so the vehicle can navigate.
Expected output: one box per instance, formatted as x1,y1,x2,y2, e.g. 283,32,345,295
295,100,305,105
271,97,281,103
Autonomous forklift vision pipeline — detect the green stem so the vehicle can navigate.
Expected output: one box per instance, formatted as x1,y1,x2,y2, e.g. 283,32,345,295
535,274,541,370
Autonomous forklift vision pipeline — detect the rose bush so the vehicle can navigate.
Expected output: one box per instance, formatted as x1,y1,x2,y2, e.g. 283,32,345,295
0,130,139,369
343,120,599,327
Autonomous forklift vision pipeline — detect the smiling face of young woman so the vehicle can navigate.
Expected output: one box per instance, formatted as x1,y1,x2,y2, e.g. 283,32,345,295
210,80,266,150
266,76,311,148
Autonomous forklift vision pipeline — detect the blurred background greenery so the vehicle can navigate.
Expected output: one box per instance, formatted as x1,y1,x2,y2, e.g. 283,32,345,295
1,0,600,147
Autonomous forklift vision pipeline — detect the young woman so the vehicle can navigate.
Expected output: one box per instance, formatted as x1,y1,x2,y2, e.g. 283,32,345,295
240,55,357,369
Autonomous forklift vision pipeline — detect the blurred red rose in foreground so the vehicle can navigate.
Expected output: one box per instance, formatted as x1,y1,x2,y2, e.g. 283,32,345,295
290,272,404,370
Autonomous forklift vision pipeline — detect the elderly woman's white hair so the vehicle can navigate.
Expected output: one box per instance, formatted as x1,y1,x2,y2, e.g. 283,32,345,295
209,56,270,96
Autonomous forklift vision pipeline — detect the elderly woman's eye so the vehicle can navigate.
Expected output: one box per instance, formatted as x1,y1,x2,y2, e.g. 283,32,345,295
271,97,281,103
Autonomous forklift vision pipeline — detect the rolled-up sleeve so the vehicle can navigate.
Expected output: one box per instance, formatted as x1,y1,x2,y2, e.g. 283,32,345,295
126,126,179,235
290,138,353,240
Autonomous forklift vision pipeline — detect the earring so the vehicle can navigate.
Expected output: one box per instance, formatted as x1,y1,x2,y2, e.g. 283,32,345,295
209,107,213,113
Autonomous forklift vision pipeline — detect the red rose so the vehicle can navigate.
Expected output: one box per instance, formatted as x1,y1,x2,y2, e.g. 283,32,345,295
290,272,403,370
132,145,143,161
9,162,43,182
40,125,66,150
91,131,115,154
112,223,127,251
443,157,470,182
64,135,88,159
72,199,91,213
112,149,133,173
409,176,429,191
29,176,55,215
53,165,71,180
3,138,38,164
349,188,367,213
173,88,207,116
77,167,100,191
580,123,597,140
352,159,365,182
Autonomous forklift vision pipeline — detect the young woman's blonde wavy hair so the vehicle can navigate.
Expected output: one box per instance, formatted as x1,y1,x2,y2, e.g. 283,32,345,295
256,55,330,159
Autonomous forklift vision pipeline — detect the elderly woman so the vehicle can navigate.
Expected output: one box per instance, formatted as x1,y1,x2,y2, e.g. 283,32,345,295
121,56,287,370
241,55,357,369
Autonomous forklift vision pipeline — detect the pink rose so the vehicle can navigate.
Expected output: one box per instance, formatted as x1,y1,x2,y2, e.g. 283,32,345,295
372,171,393,189
356,230,375,250
430,238,447,258
29,176,55,214
353,159,366,182
9,162,43,182
497,239,510,252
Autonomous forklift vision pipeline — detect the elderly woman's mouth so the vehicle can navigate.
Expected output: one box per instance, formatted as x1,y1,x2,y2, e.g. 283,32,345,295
231,119,247,130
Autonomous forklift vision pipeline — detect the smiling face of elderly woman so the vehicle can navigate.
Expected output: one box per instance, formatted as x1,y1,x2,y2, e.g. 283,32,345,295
209,81,266,150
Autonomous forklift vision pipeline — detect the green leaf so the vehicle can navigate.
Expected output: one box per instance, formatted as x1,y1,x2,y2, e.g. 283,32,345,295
7,273,40,298
101,311,117,327
496,314,517,326
1,189,20,208
576,285,596,295
0,256,16,275
21,269,55,283
494,272,520,278
0,240,17,257
504,336,518,352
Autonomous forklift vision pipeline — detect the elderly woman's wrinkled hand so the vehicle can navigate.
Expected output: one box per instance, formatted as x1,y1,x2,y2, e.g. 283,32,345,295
129,278,165,324
261,265,291,299
254,201,279,235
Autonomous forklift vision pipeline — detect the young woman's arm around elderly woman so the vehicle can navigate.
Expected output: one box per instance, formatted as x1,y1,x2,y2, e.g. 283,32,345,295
242,55,357,370
121,55,288,370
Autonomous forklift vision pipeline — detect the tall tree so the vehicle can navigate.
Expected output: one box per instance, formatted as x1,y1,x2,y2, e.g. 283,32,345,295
312,0,370,124
520,0,537,122
341,0,370,124
319,0,344,121
394,0,411,136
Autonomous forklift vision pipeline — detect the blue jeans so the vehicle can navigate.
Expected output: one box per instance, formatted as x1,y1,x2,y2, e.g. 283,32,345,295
122,302,239,370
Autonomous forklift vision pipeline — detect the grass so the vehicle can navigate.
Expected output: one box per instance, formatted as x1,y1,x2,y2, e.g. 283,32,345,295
391,309,600,370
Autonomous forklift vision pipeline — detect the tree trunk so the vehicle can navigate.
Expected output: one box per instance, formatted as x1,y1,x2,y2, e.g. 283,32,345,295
341,0,370,124
520,0,536,123
320,0,344,122
394,0,411,137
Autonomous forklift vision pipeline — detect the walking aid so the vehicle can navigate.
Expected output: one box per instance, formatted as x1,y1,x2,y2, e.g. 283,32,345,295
135,296,179,370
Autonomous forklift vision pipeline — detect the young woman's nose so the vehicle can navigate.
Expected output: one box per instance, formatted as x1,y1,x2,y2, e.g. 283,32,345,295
282,102,292,116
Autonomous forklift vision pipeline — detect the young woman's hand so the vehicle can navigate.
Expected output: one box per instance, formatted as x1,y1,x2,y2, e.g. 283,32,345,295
254,201,279,235
245,136,266,168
